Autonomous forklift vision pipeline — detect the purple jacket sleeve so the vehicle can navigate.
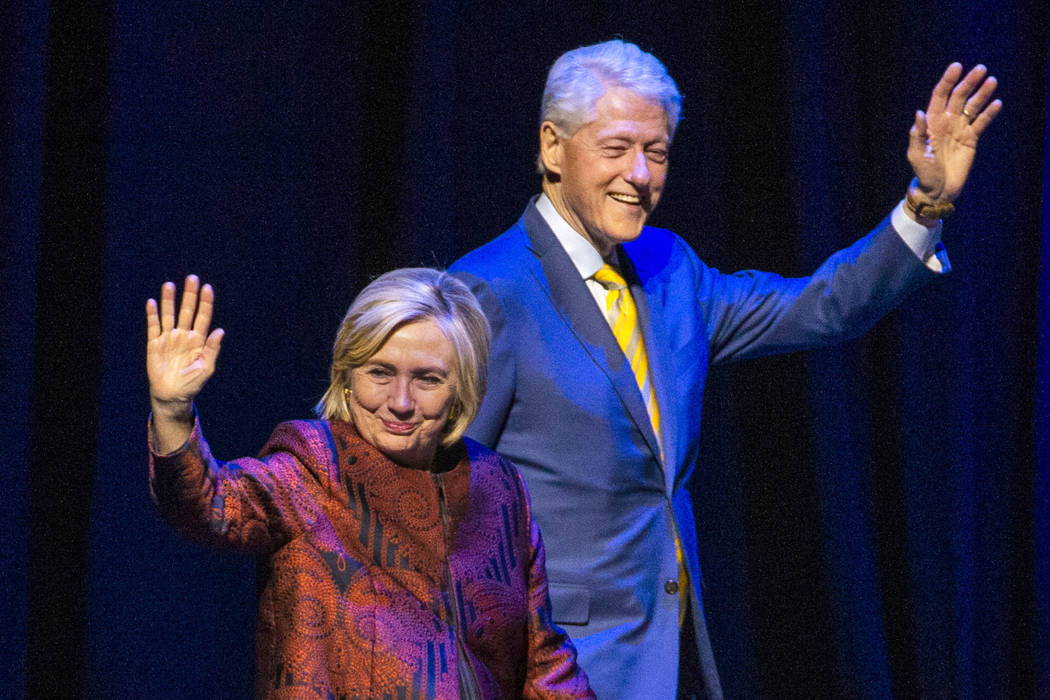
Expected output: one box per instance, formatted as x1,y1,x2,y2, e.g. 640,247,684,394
517,470,596,699
148,416,332,554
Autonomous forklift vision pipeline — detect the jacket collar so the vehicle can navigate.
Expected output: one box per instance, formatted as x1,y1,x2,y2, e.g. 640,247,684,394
517,198,665,469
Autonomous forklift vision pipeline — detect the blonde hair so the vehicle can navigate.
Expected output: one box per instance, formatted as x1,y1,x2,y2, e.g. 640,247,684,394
315,268,490,447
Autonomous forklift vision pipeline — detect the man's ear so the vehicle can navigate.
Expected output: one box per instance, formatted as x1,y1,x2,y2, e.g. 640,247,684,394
538,121,564,177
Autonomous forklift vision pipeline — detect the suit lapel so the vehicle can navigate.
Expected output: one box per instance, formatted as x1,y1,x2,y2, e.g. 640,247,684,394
519,202,664,467
620,252,677,491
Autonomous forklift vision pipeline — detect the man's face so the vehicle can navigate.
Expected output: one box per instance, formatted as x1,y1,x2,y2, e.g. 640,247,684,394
543,86,670,257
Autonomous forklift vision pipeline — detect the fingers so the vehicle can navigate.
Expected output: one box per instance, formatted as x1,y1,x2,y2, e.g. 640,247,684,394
961,72,997,115
944,63,986,115
926,62,962,116
191,283,215,336
159,281,176,332
960,71,1002,136
923,61,1002,148
153,275,216,336
912,109,928,139
929,62,1000,124
908,110,930,157
176,274,200,330
146,298,161,341
202,328,225,367
970,98,1003,137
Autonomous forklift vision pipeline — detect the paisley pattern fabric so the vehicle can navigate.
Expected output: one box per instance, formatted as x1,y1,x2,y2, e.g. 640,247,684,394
149,417,593,699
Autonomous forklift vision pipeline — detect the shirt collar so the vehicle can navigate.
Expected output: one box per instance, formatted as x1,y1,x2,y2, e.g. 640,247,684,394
535,193,609,279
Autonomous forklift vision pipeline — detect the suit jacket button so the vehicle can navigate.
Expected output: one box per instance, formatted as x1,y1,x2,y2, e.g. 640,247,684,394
664,580,679,595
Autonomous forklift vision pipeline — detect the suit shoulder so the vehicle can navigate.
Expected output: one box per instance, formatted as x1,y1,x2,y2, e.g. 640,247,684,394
629,224,696,256
450,221,529,280
624,225,705,278
450,221,537,309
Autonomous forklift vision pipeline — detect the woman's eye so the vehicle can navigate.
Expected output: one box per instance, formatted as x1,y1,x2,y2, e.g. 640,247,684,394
366,368,392,379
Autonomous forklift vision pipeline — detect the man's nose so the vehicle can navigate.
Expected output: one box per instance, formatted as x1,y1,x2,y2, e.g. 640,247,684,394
625,149,650,187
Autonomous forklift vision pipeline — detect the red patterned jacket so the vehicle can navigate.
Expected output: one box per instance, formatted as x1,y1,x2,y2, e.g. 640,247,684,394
149,417,594,699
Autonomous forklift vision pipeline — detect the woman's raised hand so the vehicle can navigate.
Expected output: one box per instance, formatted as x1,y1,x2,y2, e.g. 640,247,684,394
146,275,224,419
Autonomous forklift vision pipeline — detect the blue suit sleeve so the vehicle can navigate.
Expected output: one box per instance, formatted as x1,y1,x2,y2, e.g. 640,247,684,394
695,217,938,364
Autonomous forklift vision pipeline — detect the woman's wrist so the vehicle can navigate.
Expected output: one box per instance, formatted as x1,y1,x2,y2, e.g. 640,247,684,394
149,398,196,456
150,395,195,424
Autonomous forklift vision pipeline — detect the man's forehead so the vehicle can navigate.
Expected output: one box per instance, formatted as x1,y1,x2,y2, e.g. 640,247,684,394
590,120,670,143
587,87,668,129
585,105,669,142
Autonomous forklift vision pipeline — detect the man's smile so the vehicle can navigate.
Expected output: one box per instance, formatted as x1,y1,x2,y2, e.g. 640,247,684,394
609,192,642,205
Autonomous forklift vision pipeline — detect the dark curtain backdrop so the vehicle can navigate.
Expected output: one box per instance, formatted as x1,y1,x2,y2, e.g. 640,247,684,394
4,0,1047,697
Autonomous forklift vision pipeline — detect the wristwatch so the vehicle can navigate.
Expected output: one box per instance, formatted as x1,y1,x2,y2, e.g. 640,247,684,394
905,180,955,220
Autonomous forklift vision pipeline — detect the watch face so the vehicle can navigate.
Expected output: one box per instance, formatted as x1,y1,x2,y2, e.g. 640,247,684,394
910,196,954,220
925,204,951,219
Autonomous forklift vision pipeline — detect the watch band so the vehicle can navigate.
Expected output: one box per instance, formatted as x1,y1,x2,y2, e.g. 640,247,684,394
905,181,955,221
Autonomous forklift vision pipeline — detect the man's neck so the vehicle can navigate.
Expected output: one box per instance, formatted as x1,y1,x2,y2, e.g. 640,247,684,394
535,193,607,281
540,180,612,258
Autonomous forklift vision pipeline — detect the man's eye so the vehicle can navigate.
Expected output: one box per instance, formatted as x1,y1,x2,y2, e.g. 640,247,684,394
602,145,629,156
647,150,668,163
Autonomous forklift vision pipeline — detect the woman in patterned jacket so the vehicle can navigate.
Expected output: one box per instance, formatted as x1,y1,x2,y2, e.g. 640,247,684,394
146,268,594,699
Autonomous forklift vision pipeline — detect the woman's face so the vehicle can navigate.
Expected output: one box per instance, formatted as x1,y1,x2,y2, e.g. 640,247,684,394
347,319,458,469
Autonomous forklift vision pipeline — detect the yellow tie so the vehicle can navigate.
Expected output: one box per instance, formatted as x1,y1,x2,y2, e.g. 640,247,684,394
592,265,689,625
592,265,661,446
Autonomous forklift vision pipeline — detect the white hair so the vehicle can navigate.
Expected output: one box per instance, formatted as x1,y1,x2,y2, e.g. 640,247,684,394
537,39,683,174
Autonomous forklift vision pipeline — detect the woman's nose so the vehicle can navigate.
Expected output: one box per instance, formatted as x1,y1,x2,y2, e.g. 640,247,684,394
387,378,414,414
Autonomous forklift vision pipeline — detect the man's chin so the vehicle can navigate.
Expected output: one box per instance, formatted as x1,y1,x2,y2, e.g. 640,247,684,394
611,223,647,244
585,219,648,254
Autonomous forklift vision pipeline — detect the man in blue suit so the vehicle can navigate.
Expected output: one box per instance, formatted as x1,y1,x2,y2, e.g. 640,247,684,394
450,40,1000,699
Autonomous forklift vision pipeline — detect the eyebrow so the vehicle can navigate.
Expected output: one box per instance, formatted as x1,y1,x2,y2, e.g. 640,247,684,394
596,133,669,146
364,359,450,376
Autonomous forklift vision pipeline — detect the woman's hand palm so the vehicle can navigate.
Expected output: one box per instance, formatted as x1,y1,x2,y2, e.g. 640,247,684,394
146,276,223,405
